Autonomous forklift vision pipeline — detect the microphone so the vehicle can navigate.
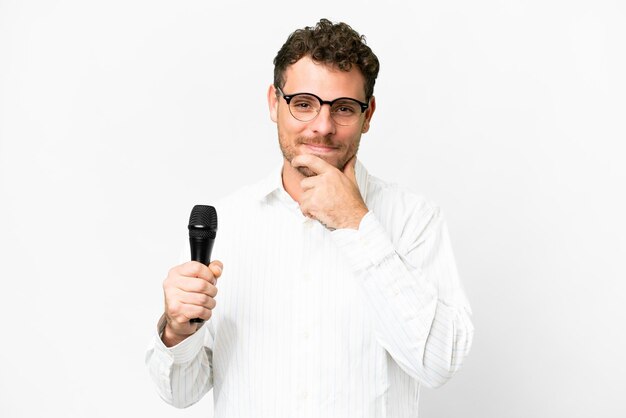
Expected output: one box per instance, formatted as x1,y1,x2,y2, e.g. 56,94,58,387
188,204,218,324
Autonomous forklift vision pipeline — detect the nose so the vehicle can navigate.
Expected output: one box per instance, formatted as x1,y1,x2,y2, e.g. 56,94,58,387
309,104,336,136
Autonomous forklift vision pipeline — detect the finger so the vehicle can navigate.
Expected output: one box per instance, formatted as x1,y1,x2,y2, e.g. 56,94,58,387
179,261,220,285
208,260,223,280
179,303,212,321
291,154,335,175
175,277,217,296
179,292,217,310
300,176,317,191
177,261,212,280
165,300,209,325
342,154,358,183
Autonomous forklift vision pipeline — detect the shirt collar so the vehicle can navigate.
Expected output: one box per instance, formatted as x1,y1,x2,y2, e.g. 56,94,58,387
253,159,370,203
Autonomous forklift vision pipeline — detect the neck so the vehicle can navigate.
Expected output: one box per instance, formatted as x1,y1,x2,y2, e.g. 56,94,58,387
281,158,306,203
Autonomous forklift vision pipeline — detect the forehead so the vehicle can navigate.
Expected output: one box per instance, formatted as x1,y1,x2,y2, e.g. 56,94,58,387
283,56,366,101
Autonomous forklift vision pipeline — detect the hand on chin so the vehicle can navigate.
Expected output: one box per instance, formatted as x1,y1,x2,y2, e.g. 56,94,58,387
298,148,340,171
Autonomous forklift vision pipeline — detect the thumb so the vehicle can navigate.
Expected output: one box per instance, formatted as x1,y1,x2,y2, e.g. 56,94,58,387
209,261,223,280
342,155,358,183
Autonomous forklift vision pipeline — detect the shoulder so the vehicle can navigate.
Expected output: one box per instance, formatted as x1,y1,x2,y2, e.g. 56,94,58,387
214,165,278,210
211,167,282,232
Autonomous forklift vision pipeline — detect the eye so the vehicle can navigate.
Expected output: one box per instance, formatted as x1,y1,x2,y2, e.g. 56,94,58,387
333,101,358,115
291,95,318,111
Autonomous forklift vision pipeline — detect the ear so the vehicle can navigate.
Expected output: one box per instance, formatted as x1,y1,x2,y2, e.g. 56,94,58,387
361,95,376,133
267,84,278,123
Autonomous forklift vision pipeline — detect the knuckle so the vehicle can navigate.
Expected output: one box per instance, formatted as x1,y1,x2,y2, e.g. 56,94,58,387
168,263,184,277
163,275,178,288
189,262,203,276
194,306,206,319
164,281,179,296
198,281,211,294
205,284,216,297
163,273,176,287
167,301,181,315
203,282,214,294
200,294,211,305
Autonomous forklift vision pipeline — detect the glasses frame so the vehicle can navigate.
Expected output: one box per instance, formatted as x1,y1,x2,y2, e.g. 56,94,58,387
276,87,369,126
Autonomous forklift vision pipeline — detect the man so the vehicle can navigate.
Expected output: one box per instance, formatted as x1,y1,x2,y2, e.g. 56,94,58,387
146,18,473,417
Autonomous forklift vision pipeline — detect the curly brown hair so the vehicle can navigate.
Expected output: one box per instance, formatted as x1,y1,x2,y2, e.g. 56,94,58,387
273,18,380,99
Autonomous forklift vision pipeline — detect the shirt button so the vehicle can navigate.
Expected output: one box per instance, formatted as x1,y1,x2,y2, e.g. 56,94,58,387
303,330,310,339
299,391,308,400
303,272,311,281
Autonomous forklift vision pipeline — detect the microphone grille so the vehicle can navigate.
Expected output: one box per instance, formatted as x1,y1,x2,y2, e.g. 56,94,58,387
188,205,218,238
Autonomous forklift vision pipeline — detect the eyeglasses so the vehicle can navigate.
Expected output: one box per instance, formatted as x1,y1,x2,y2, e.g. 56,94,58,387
276,87,369,126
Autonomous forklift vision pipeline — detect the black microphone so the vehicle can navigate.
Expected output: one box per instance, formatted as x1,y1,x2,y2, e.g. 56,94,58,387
188,204,218,324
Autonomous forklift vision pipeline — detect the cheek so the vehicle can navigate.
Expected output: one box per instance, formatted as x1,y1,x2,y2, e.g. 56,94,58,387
278,117,306,139
343,129,363,147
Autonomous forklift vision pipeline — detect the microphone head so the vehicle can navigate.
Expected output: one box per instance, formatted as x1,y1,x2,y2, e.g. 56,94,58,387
188,205,218,239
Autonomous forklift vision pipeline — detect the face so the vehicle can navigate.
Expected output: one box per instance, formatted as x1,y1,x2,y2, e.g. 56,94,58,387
268,56,376,177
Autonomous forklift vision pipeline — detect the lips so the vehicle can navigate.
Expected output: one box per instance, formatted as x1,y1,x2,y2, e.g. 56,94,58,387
303,143,338,153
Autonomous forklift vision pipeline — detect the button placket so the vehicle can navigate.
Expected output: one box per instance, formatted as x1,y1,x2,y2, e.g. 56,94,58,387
293,216,317,412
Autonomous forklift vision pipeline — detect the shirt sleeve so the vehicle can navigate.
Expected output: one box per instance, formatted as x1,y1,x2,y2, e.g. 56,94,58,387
331,209,474,388
145,314,214,408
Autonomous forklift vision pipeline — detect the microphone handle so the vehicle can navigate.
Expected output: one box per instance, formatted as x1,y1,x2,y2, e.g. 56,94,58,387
189,237,215,324
190,237,215,265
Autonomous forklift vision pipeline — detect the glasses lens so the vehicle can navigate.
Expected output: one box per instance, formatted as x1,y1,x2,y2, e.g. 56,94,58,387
331,100,362,125
289,94,320,122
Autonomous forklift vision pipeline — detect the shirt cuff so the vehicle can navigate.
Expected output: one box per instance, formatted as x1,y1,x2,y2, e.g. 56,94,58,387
331,211,397,271
153,314,207,364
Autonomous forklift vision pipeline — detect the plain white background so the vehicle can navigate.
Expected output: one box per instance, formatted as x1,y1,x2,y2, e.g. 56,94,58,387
1,1,625,417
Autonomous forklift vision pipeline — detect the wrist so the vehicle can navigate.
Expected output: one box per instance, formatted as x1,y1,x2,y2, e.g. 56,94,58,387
161,322,192,347
341,206,368,230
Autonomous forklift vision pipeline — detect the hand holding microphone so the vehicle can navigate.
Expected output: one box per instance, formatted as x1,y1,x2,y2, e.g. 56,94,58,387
161,205,222,347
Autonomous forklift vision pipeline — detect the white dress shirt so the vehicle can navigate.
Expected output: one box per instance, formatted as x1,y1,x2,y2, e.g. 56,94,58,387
145,160,473,417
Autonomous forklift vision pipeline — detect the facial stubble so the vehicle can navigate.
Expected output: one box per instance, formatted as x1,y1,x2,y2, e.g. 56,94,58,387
278,132,361,178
